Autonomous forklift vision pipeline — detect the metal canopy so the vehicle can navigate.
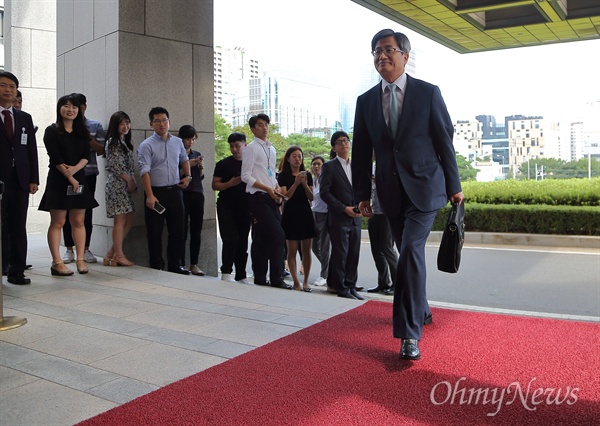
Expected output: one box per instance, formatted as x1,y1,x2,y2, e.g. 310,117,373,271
351,0,600,53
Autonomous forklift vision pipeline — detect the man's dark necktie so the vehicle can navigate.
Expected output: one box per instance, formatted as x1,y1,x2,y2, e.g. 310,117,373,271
2,110,14,140
387,83,398,139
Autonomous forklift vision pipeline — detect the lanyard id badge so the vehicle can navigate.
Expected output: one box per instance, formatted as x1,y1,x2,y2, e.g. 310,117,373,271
267,166,273,177
21,128,27,145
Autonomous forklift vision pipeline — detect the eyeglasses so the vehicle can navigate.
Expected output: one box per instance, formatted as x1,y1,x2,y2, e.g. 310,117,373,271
152,118,169,124
334,138,351,145
372,48,404,57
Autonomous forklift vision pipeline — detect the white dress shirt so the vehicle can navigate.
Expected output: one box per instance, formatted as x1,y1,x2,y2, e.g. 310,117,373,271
241,137,278,194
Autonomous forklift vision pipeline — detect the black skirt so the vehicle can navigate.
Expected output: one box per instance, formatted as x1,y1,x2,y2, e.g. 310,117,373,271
38,168,99,211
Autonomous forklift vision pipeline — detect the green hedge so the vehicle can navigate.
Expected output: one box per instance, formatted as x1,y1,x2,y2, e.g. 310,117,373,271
461,178,600,206
433,203,600,236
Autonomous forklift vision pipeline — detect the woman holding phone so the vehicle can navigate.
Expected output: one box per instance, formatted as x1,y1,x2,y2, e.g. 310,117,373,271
179,125,206,276
277,145,316,292
38,94,99,275
103,111,136,266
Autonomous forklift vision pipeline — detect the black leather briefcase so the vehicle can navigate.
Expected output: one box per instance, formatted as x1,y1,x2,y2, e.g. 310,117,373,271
437,202,465,273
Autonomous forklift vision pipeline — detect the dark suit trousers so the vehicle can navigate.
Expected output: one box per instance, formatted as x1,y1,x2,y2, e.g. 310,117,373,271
328,222,361,293
182,190,204,266
1,168,29,275
248,193,285,285
144,186,185,270
311,211,330,280
217,203,251,280
63,174,96,248
368,214,398,288
389,198,437,340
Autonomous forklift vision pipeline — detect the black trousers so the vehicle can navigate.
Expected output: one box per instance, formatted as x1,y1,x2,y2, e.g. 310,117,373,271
248,193,285,285
217,202,251,280
311,211,330,279
1,168,29,275
327,221,361,293
368,214,398,288
182,190,205,266
63,174,96,247
144,186,185,270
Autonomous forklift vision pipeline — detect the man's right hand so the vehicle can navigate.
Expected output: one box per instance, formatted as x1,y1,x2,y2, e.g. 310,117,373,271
344,206,362,218
146,194,158,210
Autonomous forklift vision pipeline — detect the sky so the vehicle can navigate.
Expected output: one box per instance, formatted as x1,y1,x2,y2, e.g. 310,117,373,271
214,0,600,124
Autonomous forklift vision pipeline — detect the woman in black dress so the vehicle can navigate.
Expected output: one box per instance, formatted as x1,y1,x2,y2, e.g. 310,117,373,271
39,94,99,275
277,145,316,292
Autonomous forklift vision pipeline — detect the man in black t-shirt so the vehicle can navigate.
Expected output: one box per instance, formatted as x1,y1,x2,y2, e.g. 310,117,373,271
212,132,251,283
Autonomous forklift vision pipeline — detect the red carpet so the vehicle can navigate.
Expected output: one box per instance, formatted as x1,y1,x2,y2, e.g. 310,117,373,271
79,301,599,425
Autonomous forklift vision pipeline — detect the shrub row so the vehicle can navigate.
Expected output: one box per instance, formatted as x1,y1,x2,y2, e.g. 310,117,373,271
461,178,600,206
432,203,600,236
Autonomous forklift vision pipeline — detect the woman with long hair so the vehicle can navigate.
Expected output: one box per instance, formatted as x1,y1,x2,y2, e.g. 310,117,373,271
38,94,99,275
277,145,316,291
103,111,136,266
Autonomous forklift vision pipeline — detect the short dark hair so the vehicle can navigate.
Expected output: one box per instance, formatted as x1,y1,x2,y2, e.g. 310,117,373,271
371,29,411,54
330,131,349,147
16,90,22,98
178,125,197,140
228,132,247,144
0,71,19,88
72,93,87,105
249,113,270,128
149,106,169,122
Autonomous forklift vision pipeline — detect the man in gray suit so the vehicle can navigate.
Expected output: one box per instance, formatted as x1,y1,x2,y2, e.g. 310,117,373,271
320,131,364,301
352,29,464,360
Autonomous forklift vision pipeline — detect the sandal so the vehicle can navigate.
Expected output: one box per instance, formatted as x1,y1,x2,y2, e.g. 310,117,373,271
51,261,74,276
303,286,313,293
112,255,134,267
76,259,89,274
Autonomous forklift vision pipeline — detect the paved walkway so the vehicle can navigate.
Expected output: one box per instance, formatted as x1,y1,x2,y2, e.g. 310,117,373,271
1,232,598,425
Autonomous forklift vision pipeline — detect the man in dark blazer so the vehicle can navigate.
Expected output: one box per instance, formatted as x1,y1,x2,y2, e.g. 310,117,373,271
0,71,39,285
320,131,364,300
352,30,464,360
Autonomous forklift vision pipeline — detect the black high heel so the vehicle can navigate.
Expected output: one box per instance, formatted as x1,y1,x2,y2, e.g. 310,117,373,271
51,261,74,276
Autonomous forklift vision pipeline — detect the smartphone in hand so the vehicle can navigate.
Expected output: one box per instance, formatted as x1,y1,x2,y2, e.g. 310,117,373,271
66,185,84,196
153,201,166,214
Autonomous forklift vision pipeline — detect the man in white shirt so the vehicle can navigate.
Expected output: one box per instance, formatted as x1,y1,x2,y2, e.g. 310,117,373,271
241,114,291,289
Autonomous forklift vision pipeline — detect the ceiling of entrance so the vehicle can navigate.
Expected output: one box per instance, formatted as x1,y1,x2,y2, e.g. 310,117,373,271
351,0,600,53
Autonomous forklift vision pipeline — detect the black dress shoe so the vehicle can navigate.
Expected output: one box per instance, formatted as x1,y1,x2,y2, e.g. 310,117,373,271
382,288,394,296
424,312,433,325
349,288,365,300
355,286,364,291
367,286,385,293
254,280,269,286
7,273,31,285
400,339,421,360
25,264,32,270
168,266,191,275
326,286,337,294
271,281,293,289
337,291,358,300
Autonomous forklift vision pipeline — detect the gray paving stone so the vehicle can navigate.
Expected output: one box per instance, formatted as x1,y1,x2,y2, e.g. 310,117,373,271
86,377,159,404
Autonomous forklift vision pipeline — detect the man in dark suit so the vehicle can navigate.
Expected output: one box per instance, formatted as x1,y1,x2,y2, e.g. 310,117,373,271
320,131,364,301
352,30,464,360
0,71,39,285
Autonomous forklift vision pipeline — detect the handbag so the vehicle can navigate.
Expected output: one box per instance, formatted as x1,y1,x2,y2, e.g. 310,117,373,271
437,202,465,273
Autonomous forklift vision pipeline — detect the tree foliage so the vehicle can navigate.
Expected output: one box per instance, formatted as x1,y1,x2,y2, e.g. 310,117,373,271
457,154,479,181
517,157,600,179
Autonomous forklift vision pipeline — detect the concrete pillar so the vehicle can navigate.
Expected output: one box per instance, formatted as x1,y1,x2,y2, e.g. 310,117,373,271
7,0,217,274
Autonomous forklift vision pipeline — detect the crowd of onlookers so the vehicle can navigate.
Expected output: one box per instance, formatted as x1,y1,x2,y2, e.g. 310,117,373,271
0,70,397,296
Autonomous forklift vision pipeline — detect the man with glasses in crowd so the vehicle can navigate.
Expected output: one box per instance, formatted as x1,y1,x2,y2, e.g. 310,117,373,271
138,107,192,275
352,29,463,360
320,131,364,300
